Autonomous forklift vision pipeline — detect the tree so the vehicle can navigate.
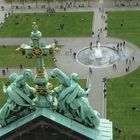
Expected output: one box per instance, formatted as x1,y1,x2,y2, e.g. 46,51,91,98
43,0,53,8
58,0,65,7
84,0,91,7
125,0,132,6
73,0,76,7
113,0,119,6
88,0,91,7
31,0,38,8
5,0,13,9
18,0,28,8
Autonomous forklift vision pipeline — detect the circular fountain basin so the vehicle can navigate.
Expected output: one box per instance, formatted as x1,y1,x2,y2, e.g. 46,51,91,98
76,44,130,68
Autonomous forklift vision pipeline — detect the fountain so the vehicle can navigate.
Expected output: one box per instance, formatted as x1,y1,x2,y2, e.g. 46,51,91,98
76,41,133,68
94,42,103,59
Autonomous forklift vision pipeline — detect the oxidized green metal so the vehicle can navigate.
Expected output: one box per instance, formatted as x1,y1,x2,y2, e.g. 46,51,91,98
0,23,101,129
0,69,35,126
21,22,56,107
50,68,101,127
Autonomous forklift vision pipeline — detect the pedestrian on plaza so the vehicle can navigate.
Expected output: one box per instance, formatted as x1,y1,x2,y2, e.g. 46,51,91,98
91,31,94,37
126,67,128,72
113,46,116,50
69,48,72,54
90,45,93,50
127,66,130,72
100,28,102,33
126,58,128,64
104,88,107,93
102,77,107,82
114,64,117,69
129,59,131,66
104,26,107,30
123,41,125,47
96,40,99,45
113,64,117,70
90,42,92,46
2,69,6,76
90,42,92,49
54,39,58,46
112,64,114,69
117,43,119,50
73,52,76,59
104,93,107,98
89,67,92,74
20,64,23,70
98,34,100,41
6,67,8,72
132,56,135,62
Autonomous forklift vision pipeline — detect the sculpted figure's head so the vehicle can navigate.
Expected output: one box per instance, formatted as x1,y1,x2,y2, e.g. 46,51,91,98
9,73,18,82
23,69,33,80
70,73,79,82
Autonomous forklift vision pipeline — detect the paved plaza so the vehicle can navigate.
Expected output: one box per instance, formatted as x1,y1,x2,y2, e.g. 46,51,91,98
0,0,140,118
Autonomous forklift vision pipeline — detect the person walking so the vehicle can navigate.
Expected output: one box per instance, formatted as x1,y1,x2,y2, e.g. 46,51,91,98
6,67,8,72
20,64,23,70
89,67,92,74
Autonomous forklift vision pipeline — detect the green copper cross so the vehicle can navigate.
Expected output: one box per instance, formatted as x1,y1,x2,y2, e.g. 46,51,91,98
21,22,55,95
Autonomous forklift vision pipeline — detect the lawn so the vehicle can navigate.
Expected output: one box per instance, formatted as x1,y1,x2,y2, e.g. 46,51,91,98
107,11,140,48
0,78,86,107
0,45,57,68
107,67,140,140
0,12,93,37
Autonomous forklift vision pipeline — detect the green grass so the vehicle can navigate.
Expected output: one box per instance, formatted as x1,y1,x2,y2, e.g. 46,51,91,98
0,12,93,37
0,79,86,107
107,67,140,140
0,45,56,68
0,78,9,107
108,11,140,47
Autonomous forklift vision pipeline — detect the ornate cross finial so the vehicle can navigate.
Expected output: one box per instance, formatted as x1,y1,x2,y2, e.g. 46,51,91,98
31,22,42,39
32,22,38,32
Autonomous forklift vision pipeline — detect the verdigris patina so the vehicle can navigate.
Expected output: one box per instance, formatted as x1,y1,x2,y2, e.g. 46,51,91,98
50,68,100,127
0,69,35,126
0,23,100,128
